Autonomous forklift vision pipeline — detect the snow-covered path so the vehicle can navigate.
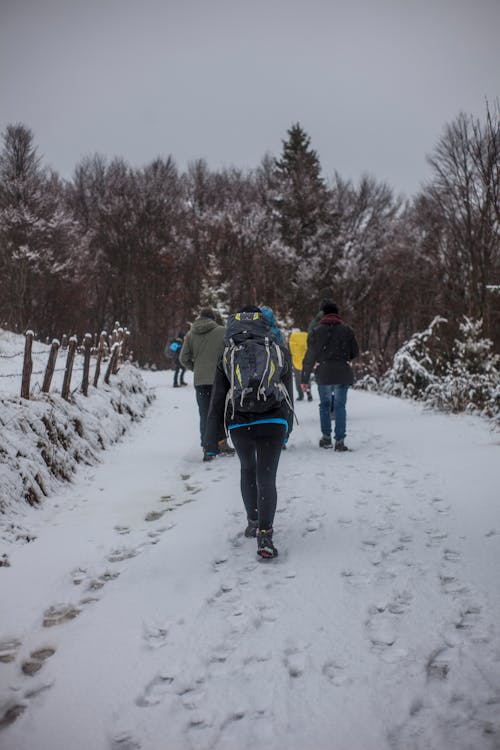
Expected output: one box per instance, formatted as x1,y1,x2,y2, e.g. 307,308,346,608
1,372,499,750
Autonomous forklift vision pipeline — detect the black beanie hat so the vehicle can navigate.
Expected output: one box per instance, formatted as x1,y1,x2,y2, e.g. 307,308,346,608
322,300,339,315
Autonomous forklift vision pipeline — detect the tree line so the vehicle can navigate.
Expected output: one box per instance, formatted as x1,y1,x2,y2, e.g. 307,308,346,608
0,105,499,368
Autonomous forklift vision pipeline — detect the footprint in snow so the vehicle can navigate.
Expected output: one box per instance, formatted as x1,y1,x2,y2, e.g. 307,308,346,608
341,569,370,587
337,517,353,526
431,497,451,514
284,649,306,678
43,603,81,627
0,681,53,730
21,647,56,676
365,612,397,651
443,548,462,563
114,525,131,535
426,646,451,680
86,569,120,590
0,702,27,729
144,509,169,522
439,567,470,596
71,566,88,585
0,638,22,663
322,660,350,686
425,529,448,547
142,623,169,650
135,673,174,707
111,732,142,750
106,547,138,563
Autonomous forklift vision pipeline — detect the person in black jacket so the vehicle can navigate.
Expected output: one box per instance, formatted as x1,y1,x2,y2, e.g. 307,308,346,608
301,301,359,451
170,331,187,387
203,306,294,559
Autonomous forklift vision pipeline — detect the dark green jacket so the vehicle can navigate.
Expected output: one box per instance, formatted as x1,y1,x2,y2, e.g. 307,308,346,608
179,318,226,386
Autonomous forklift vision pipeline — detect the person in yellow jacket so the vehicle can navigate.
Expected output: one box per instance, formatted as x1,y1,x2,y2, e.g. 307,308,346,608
288,329,312,401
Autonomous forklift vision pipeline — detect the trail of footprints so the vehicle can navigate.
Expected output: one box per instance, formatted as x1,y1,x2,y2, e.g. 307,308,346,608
0,475,202,733
339,462,500,746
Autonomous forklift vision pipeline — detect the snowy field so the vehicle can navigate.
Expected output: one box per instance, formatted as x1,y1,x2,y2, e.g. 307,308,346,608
1,370,499,750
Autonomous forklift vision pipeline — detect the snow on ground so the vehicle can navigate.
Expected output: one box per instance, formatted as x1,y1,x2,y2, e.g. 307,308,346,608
1,370,499,750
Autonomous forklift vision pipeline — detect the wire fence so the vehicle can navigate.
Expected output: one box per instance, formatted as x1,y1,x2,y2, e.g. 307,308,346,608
0,324,131,400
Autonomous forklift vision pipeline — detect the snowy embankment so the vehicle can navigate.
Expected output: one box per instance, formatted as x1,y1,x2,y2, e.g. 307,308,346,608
0,371,499,750
0,329,154,546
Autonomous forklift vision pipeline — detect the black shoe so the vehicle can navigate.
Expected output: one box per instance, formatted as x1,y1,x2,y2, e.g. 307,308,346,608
334,440,349,452
218,439,235,456
244,519,258,538
203,452,214,462
307,392,313,402
257,528,278,559
319,435,332,449
173,383,180,388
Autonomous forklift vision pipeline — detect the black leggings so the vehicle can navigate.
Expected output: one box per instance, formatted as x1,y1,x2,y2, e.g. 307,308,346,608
230,422,286,531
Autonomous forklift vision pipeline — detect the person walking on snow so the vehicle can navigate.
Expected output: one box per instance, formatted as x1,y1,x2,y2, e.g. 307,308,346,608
169,331,187,387
179,307,234,457
288,329,312,401
203,306,294,559
301,301,359,451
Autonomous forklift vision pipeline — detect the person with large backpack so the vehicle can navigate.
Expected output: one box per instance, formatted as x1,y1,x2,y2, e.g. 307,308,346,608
203,306,294,559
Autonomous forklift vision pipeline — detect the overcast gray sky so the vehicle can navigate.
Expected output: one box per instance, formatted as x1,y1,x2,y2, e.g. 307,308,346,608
1,0,499,196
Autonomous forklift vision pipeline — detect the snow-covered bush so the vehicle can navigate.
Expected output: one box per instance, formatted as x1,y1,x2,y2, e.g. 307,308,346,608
425,318,500,419
357,316,499,425
381,316,449,399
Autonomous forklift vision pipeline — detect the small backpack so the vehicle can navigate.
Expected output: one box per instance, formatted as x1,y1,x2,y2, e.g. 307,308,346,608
223,312,287,416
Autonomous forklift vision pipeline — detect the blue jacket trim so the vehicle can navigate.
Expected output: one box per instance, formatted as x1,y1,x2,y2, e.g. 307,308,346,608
228,418,288,432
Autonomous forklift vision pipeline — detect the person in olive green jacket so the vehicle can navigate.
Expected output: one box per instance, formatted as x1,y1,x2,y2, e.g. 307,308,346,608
180,307,232,455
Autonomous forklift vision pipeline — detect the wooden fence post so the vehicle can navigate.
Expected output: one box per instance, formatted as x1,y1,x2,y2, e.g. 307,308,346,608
81,333,92,396
93,331,107,387
21,330,34,399
42,339,60,393
61,337,77,400
104,342,119,384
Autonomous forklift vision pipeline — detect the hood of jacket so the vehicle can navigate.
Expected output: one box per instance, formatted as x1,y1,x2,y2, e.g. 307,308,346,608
191,317,219,335
320,313,343,326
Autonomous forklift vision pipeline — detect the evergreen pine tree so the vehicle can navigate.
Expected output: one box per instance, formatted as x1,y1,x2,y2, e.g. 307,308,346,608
199,251,230,324
273,122,328,251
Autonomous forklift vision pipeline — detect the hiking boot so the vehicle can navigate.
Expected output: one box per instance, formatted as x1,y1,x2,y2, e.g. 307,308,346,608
218,439,235,455
257,528,278,559
244,519,258,538
319,434,332,449
334,440,349,452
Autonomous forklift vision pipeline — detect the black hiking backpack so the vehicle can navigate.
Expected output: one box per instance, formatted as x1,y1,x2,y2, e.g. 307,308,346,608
223,312,288,415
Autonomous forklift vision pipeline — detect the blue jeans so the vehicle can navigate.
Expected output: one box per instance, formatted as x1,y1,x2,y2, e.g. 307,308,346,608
317,384,349,442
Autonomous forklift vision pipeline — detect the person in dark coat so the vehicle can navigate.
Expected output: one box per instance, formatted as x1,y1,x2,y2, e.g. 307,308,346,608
301,301,359,451
170,331,187,387
203,306,294,559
